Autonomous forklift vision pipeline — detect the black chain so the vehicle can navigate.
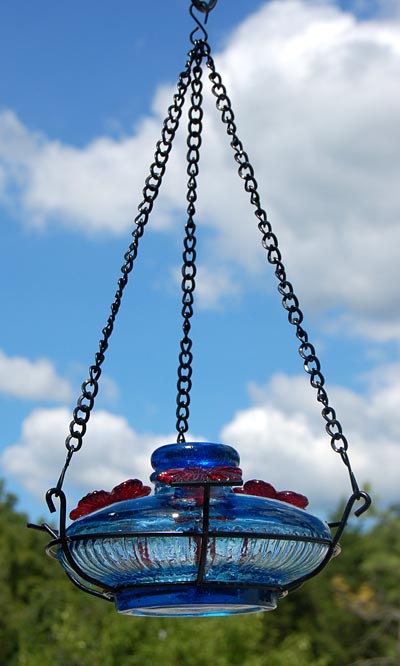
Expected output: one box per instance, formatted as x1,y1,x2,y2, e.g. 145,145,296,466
176,42,208,443
51,51,197,497
205,52,359,494
51,9,361,501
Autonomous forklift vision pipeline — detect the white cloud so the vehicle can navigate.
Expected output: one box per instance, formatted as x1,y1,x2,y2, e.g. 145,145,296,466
223,369,400,516
325,313,400,343
221,404,346,512
2,362,399,519
1,1,400,336
0,407,178,509
0,349,72,401
0,110,164,232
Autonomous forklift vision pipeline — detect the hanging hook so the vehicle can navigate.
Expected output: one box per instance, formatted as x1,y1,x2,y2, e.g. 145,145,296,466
189,4,208,43
190,1,217,44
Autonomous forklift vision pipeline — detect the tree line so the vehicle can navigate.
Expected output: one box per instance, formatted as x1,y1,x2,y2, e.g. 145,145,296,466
1,480,399,666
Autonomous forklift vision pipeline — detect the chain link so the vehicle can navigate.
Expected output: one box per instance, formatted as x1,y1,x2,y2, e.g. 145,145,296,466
206,52,357,491
176,41,208,442
53,51,197,494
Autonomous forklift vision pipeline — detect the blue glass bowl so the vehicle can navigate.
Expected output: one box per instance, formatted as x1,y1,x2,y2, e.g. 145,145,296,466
57,442,333,617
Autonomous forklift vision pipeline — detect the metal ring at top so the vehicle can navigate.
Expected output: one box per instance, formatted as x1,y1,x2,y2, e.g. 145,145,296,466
191,0,218,14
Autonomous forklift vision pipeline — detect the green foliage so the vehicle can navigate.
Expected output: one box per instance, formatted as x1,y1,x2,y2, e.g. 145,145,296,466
0,480,399,666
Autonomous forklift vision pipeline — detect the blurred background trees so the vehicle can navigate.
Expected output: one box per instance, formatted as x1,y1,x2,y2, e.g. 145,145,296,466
1,480,399,666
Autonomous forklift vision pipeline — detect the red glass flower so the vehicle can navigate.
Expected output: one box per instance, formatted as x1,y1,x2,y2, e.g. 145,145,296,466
156,466,243,484
110,479,150,502
276,490,309,509
234,480,276,498
70,479,151,520
69,490,112,520
234,479,308,509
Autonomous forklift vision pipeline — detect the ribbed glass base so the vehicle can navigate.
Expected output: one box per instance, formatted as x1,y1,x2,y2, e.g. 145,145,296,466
115,585,279,617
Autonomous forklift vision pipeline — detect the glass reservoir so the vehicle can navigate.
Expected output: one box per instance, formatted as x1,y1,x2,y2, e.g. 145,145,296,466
57,442,333,617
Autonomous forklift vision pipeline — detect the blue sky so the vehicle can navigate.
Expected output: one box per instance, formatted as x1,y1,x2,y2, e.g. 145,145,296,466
1,0,399,522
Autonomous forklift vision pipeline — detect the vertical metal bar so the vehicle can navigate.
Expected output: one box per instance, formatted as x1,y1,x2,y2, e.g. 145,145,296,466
196,483,211,584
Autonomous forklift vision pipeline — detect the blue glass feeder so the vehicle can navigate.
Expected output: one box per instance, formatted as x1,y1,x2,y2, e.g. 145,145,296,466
29,0,371,618
52,442,335,617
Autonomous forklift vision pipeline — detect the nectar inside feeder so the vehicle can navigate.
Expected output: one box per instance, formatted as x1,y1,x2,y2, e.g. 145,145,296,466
30,0,371,618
